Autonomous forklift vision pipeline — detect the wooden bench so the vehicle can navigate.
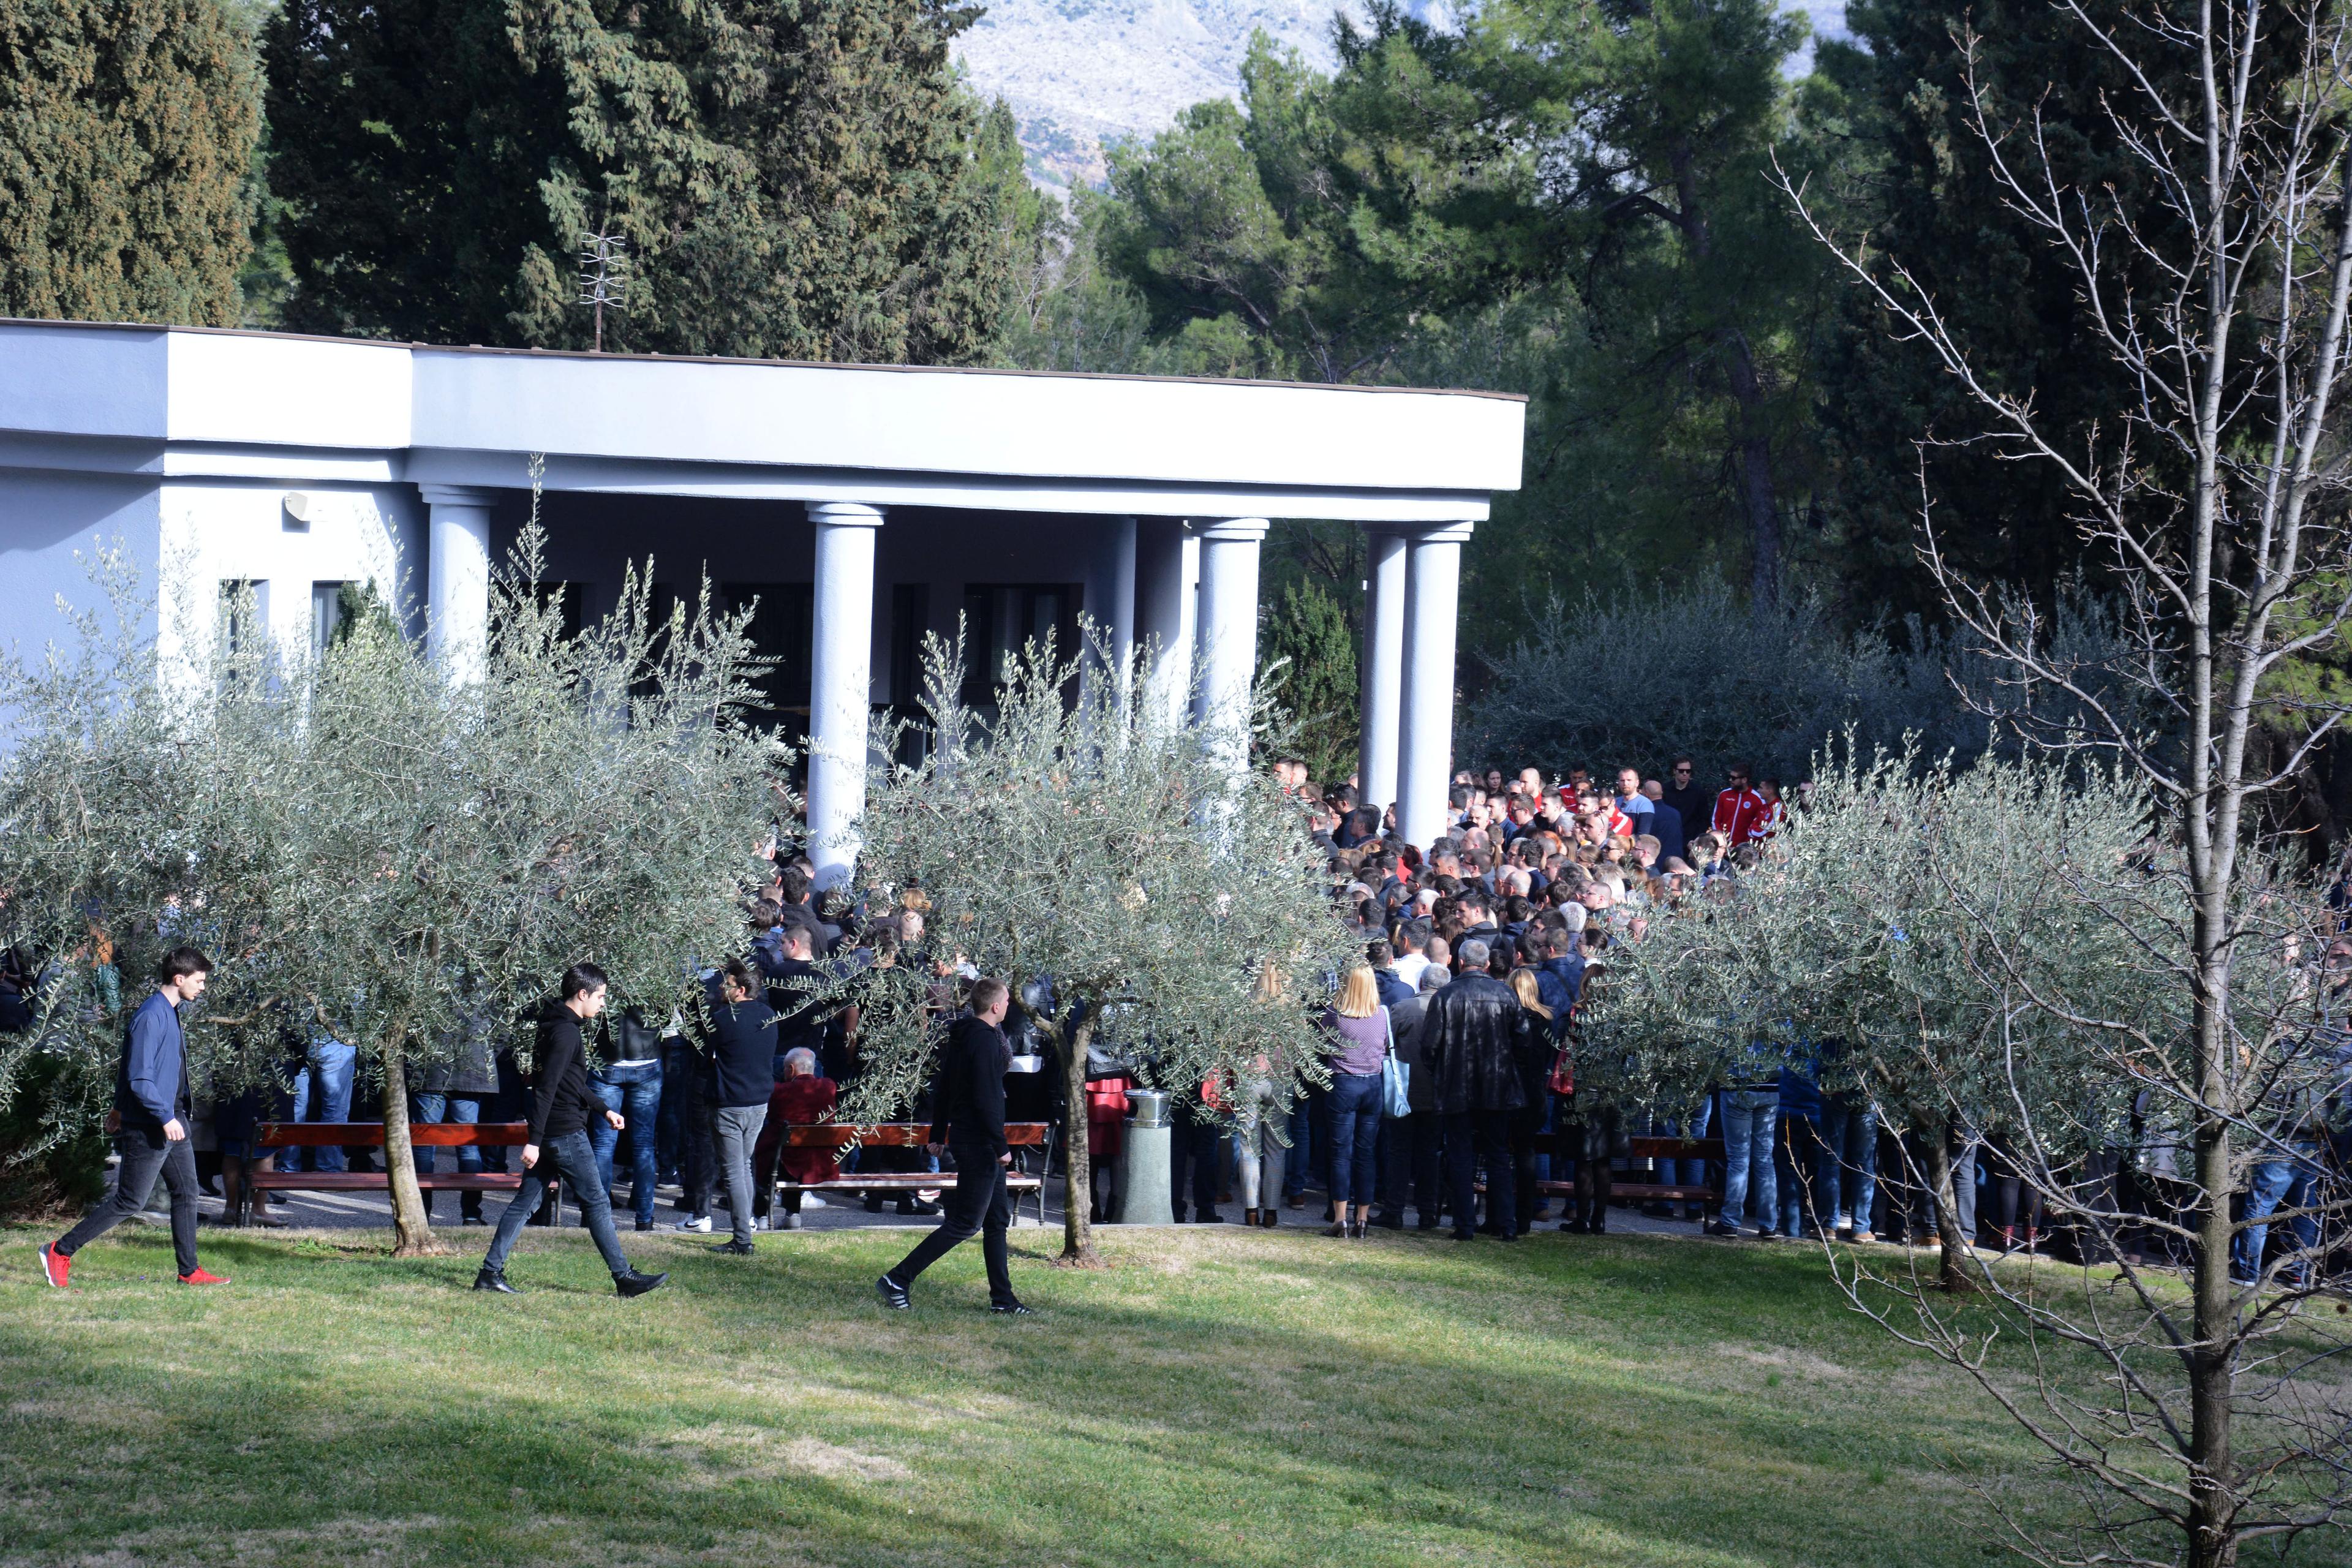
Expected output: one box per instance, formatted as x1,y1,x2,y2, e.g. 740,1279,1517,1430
1486,1134,1725,1212
240,1121,542,1226
775,1122,1049,1223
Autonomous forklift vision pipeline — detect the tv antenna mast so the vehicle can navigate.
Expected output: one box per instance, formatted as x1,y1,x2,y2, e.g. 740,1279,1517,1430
577,230,629,352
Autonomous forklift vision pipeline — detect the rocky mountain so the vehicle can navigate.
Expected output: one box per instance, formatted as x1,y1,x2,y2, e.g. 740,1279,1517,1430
952,0,1849,188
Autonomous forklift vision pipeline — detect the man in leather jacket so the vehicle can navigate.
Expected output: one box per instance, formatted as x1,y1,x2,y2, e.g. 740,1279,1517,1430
1419,939,1544,1242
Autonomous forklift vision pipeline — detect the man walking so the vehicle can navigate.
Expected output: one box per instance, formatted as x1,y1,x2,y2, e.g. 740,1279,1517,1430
877,978,1033,1314
1418,939,1542,1242
701,959,778,1256
42,948,227,1287
475,963,669,1298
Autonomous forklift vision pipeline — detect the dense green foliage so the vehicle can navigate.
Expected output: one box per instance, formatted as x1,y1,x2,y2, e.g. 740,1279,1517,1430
262,0,1028,361
1256,578,1359,785
0,0,262,325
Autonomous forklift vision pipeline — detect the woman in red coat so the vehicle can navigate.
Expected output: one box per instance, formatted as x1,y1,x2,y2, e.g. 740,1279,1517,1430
752,1047,839,1230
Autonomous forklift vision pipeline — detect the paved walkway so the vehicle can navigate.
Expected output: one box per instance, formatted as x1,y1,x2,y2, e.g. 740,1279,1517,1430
142,1170,1717,1239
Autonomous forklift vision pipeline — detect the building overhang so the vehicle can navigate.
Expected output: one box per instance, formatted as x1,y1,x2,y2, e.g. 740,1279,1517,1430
0,320,1526,524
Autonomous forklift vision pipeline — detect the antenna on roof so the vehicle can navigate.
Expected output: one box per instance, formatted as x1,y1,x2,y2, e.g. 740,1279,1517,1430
577,230,628,353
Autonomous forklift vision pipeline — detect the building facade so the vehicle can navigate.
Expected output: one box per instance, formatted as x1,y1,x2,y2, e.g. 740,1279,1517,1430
0,322,1525,874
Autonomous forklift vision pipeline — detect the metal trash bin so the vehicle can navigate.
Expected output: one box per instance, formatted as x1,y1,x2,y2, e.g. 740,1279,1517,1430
1117,1088,1174,1224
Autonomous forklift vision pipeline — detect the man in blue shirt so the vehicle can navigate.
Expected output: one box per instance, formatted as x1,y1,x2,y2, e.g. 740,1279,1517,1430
44,948,225,1287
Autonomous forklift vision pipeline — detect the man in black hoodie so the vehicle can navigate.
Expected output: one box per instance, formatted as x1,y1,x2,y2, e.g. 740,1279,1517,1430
877,978,1031,1314
475,963,669,1298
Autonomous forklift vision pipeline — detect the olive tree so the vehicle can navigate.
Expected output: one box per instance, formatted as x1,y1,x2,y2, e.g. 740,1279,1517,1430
0,508,786,1256
831,624,1356,1265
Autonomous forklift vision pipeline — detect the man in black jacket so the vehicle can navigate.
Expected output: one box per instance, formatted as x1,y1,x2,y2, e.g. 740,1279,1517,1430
475,963,669,1298
1419,940,1543,1242
877,978,1031,1314
701,960,778,1255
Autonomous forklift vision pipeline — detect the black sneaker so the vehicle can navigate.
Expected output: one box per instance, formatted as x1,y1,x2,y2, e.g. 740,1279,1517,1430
989,1299,1036,1315
613,1268,669,1298
876,1274,912,1311
1705,1221,1742,1238
473,1267,519,1294
709,1240,755,1256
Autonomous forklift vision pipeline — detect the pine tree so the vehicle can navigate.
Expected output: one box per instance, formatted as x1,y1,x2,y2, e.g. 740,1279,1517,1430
263,0,1025,363
0,0,262,325
1256,578,1358,789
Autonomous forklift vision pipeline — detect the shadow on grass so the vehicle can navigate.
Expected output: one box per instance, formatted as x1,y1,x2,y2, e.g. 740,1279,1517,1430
0,1224,2211,1568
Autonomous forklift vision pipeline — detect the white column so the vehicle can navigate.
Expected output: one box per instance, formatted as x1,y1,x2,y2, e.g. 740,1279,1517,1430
807,501,884,889
1136,519,1198,729
1357,527,1407,815
420,484,498,683
1396,522,1472,850
1194,518,1267,769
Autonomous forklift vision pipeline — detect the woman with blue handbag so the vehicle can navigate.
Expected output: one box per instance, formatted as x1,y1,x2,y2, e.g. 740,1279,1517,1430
1318,965,1390,1238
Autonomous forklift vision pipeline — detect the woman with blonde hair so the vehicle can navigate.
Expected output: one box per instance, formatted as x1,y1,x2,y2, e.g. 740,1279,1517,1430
1317,963,1390,1238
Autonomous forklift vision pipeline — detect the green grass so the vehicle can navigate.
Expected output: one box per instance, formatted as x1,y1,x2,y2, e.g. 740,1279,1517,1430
0,1221,2341,1567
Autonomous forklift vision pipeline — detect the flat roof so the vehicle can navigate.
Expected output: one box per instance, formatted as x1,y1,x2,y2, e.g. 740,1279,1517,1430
0,318,1525,524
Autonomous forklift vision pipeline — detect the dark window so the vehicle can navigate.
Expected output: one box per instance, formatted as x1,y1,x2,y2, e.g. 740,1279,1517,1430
534,581,589,641
960,582,1082,707
890,582,932,766
311,581,349,661
723,581,814,736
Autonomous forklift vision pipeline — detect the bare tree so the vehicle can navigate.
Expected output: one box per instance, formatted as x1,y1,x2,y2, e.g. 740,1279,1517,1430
1781,0,2352,1558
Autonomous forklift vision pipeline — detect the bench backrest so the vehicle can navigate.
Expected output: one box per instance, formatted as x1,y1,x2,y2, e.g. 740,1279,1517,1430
779,1121,1047,1148
258,1122,530,1149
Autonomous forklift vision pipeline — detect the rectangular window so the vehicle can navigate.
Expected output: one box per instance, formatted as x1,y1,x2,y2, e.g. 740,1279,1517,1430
890,583,931,767
533,580,589,641
218,579,267,656
311,581,349,661
722,581,814,737
960,582,1082,707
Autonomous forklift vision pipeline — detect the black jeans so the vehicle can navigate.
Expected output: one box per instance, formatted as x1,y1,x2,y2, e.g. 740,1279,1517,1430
1170,1101,1221,1220
1378,1113,1444,1223
1446,1109,1517,1240
887,1147,1016,1306
58,1132,200,1276
481,1130,632,1277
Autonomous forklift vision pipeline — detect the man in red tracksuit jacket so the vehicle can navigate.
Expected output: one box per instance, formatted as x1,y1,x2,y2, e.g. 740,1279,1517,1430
1712,764,1769,845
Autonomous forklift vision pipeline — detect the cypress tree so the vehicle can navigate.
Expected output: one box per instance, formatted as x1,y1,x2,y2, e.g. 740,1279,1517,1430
265,0,1024,363
0,0,262,325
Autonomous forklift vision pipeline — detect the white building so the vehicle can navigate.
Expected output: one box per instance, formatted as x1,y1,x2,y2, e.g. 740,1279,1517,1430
0,320,1525,875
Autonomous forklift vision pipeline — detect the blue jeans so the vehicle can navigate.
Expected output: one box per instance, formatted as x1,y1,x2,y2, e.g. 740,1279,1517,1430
2236,1140,2324,1281
1325,1072,1382,1207
1777,1110,1825,1237
289,1038,357,1172
589,1059,664,1226
481,1129,631,1278
1651,1099,1711,1217
1820,1098,1879,1232
1719,1088,1779,1232
413,1092,482,1219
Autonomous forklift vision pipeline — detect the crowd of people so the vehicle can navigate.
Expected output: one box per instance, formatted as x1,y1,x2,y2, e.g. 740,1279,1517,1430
24,752,2340,1296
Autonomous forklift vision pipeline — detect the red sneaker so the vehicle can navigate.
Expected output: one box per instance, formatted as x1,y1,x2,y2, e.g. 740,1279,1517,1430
39,1243,70,1289
178,1267,228,1286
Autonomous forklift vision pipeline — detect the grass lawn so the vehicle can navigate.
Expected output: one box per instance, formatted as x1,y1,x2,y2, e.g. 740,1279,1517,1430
1,1221,2345,1568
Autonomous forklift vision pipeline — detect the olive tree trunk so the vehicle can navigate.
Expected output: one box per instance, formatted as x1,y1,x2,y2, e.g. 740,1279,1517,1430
1058,1017,1098,1265
379,1028,447,1257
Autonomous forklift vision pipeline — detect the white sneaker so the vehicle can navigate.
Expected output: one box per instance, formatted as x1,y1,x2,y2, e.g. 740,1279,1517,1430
781,1214,804,1231
801,1194,829,1210
752,1216,771,1232
671,1215,711,1232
